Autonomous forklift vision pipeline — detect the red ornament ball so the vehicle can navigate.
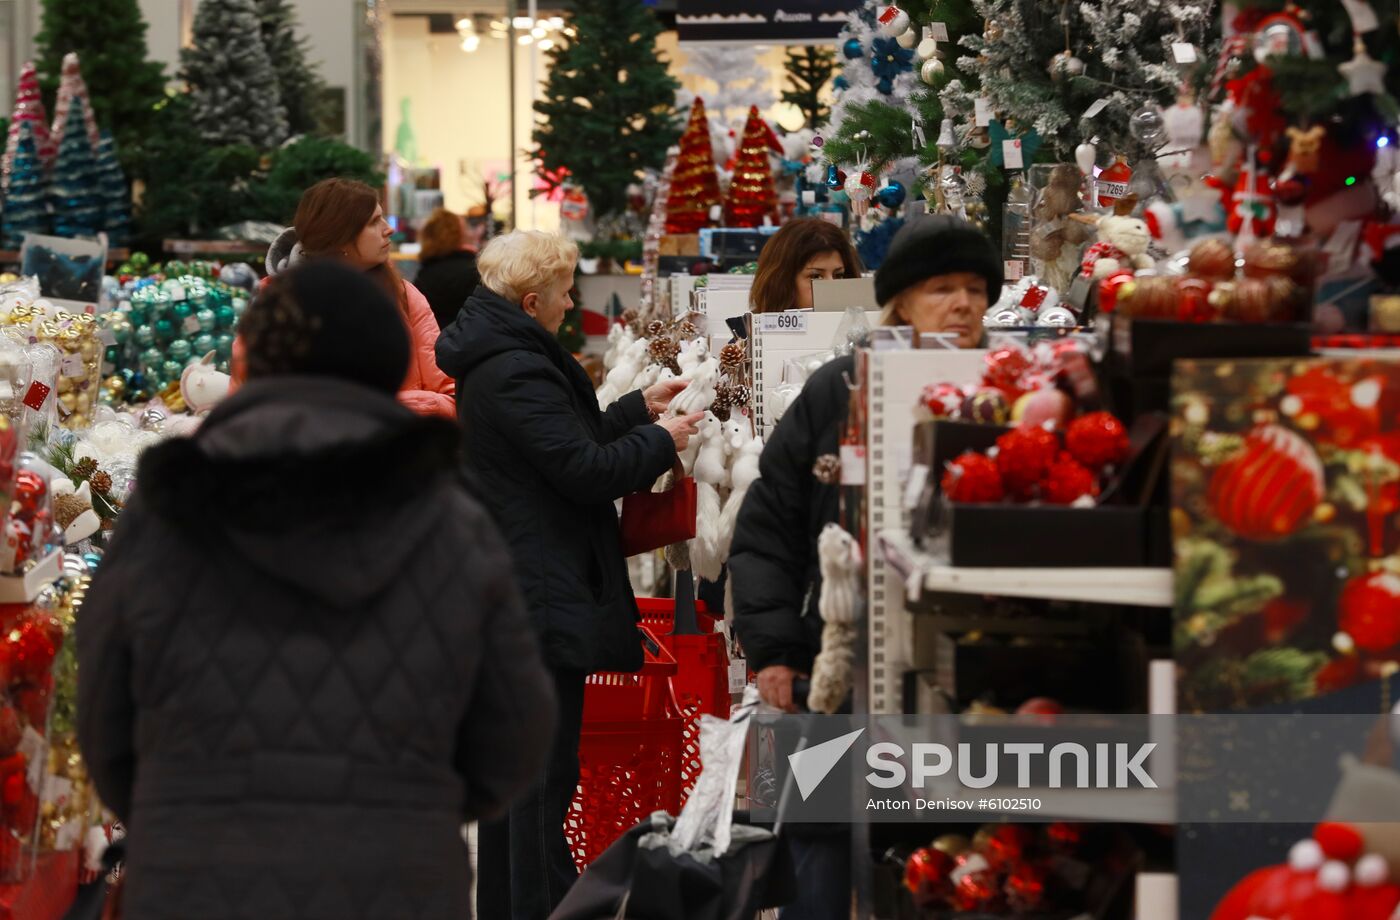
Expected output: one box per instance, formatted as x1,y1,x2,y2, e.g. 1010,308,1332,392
1208,424,1324,541
983,346,1034,399
10,471,46,521
975,823,1031,871
5,619,57,686
1016,697,1065,716
962,387,1011,425
950,852,1000,911
903,847,954,908
1046,822,1084,851
995,426,1059,499
942,452,1004,504
1005,861,1051,912
1040,453,1100,505
1312,822,1364,863
920,382,963,418
1338,572,1400,652
1065,412,1130,470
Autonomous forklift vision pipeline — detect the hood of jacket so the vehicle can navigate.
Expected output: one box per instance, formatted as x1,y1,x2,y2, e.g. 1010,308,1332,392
436,286,591,395
136,376,461,607
265,227,305,276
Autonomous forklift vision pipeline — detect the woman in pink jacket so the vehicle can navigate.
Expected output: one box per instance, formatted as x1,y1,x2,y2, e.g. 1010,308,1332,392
232,178,457,418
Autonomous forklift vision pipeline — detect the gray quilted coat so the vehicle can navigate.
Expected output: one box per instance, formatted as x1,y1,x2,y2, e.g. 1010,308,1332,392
76,377,557,920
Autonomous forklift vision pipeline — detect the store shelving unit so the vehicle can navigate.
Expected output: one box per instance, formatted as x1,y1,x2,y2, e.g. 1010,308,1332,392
749,309,880,437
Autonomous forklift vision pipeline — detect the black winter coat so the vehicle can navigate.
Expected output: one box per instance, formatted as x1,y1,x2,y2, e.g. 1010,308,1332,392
729,355,851,675
76,378,557,920
436,288,676,673
415,251,482,331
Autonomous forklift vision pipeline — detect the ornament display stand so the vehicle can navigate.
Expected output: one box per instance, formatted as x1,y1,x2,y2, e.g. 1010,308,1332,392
0,551,62,605
750,310,880,438
0,249,128,268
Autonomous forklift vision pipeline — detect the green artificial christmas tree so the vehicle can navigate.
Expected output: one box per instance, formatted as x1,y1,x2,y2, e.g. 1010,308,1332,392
532,0,680,222
181,0,289,149
94,131,131,247
259,0,326,136
48,96,102,238
781,46,837,131
3,125,50,248
34,0,166,164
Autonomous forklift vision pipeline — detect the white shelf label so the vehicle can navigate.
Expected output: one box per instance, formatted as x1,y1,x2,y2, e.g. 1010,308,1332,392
839,444,867,486
758,311,810,334
728,658,748,693
1171,42,1197,64
974,98,993,127
1002,138,1024,170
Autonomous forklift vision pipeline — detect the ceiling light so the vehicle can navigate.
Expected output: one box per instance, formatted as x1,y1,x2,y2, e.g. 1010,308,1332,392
518,33,534,44
455,17,473,31
531,25,547,38
538,38,554,50
547,17,564,29
461,34,481,52
489,19,508,32
512,16,533,29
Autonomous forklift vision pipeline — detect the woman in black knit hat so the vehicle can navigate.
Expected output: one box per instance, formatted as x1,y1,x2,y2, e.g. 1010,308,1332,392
728,216,1001,920
77,262,556,920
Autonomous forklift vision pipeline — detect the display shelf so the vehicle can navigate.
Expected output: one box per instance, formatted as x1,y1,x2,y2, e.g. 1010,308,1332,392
0,249,128,266
0,551,62,605
750,309,879,437
162,239,269,257
879,530,1174,609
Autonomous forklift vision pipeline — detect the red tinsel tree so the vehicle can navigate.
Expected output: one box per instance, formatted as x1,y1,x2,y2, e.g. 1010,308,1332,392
664,97,722,235
50,53,100,155
724,106,780,228
2,62,56,189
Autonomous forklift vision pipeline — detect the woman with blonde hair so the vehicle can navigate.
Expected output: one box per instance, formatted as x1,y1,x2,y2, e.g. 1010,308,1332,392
415,207,483,329
436,230,703,920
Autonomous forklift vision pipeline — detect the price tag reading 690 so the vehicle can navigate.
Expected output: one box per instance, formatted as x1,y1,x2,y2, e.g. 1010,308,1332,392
760,311,810,334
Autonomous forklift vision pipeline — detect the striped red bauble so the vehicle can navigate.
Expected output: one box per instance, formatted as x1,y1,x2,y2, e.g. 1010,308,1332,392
1207,424,1324,540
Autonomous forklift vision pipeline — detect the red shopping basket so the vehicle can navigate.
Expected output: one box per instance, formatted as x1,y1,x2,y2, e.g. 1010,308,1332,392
567,601,733,870
566,625,682,870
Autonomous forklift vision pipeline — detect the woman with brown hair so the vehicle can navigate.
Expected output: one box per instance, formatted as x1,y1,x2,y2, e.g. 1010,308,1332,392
415,207,484,330
247,178,457,418
749,217,863,314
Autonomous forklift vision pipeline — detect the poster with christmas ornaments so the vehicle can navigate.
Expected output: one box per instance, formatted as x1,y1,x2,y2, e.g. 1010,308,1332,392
1173,356,1400,712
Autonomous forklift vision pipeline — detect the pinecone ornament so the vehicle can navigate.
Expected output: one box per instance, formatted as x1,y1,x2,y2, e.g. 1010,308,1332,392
711,390,732,422
677,320,699,339
649,337,682,375
720,341,747,370
647,320,668,338
727,384,752,407
72,457,98,479
813,454,842,484
90,471,112,495
620,309,639,330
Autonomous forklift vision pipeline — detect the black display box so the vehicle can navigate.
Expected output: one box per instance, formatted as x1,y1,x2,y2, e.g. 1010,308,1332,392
912,419,1171,568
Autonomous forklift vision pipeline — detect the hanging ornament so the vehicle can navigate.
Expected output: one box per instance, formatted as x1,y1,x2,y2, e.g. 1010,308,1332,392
877,5,910,37
1049,50,1085,81
1208,424,1324,540
983,19,1004,42
917,36,939,60
921,58,946,85
1338,573,1400,652
1095,156,1135,208
843,37,864,60
1129,104,1169,150
1075,141,1098,176
845,171,876,216
833,75,851,91
1339,38,1388,97
937,118,957,151
1252,12,1308,64
826,164,846,189
876,180,907,209
896,28,918,49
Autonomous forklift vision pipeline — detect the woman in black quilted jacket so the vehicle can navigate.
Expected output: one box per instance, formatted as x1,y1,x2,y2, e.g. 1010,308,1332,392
76,261,558,920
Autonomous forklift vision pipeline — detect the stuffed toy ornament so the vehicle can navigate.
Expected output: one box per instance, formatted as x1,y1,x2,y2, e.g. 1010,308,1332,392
596,338,650,407
677,338,709,376
180,352,231,414
692,414,729,486
603,322,637,371
716,435,763,563
808,524,863,714
669,356,720,418
1080,195,1156,280
690,481,725,583
51,479,101,545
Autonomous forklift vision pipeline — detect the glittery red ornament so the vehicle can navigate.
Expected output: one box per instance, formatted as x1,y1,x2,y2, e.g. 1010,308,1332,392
11,471,45,521
1208,424,1324,541
1314,654,1362,695
942,452,1004,504
903,847,954,908
920,382,963,418
1338,572,1400,652
1005,861,1050,912
1312,822,1364,863
975,824,1031,872
13,685,47,730
950,852,1000,911
994,426,1059,499
5,619,57,686
1041,452,1100,505
1046,822,1084,851
1262,598,1309,643
1064,412,1130,470
983,346,1033,400
1281,367,1384,449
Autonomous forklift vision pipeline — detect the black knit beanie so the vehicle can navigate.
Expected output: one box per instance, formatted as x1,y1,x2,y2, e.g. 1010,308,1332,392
873,215,1004,306
241,261,410,395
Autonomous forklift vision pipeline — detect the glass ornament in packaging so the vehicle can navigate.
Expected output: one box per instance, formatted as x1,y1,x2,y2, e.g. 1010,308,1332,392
1129,104,1169,150
1094,156,1134,209
1002,174,1033,281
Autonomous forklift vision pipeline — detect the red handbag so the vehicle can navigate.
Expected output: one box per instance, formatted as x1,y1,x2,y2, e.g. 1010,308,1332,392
620,459,697,557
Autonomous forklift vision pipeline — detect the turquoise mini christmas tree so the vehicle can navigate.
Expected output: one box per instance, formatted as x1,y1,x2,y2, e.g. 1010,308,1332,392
3,124,50,248
94,131,130,247
48,97,102,238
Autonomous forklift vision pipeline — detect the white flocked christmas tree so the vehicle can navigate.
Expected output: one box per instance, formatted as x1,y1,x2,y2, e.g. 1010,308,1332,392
181,0,289,149
679,45,777,169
